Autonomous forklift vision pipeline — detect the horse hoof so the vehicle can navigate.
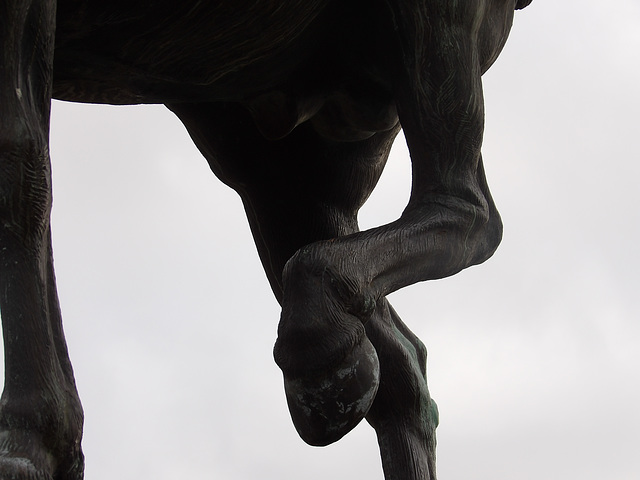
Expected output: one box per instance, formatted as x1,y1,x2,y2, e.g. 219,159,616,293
283,335,380,446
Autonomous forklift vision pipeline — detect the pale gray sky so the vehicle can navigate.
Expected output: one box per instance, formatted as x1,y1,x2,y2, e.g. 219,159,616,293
3,1,639,479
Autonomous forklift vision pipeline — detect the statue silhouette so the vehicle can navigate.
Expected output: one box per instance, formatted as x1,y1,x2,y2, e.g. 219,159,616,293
0,1,532,478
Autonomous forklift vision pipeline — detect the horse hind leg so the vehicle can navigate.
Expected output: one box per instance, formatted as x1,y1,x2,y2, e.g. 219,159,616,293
0,1,84,478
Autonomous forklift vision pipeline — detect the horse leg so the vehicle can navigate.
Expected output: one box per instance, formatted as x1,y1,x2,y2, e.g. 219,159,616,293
0,1,84,479
168,100,443,480
263,2,517,478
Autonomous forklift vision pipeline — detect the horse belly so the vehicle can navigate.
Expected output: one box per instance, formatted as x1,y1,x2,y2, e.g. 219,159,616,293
53,0,334,103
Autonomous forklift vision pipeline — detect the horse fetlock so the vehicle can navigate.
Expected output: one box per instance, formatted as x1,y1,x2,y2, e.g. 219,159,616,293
0,428,83,480
0,429,57,480
283,244,377,317
0,389,84,480
276,245,375,375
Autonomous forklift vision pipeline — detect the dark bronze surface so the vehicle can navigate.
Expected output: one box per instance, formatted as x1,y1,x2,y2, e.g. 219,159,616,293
0,1,531,478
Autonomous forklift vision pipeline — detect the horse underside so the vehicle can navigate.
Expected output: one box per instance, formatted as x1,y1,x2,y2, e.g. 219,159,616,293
53,0,399,141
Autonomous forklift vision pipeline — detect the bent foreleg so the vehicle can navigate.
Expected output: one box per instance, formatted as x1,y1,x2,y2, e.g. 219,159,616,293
275,3,514,479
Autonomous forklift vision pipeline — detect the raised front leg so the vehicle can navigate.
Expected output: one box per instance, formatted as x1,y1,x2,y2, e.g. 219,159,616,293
0,1,84,478
274,2,525,479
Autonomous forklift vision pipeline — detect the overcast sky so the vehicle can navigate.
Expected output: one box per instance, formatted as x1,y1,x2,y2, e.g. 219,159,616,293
3,1,639,479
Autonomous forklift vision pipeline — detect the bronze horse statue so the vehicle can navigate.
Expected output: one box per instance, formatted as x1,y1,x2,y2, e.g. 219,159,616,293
0,1,532,478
